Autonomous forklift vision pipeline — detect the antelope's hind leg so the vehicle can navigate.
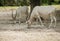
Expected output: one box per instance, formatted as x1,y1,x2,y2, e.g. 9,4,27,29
53,16,56,28
48,16,53,28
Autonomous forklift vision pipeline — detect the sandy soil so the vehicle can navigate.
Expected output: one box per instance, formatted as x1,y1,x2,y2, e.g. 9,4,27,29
0,21,60,41
0,30,60,41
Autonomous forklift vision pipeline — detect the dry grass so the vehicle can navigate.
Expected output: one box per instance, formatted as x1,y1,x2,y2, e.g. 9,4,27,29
52,5,60,10
0,5,60,11
0,6,18,12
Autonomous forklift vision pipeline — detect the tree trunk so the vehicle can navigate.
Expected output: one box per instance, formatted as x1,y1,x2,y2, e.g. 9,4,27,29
30,0,41,16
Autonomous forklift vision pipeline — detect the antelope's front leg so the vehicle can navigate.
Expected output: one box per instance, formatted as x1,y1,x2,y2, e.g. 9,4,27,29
37,15,44,27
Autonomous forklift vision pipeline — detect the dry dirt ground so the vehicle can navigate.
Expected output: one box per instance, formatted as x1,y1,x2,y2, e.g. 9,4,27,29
0,21,60,41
